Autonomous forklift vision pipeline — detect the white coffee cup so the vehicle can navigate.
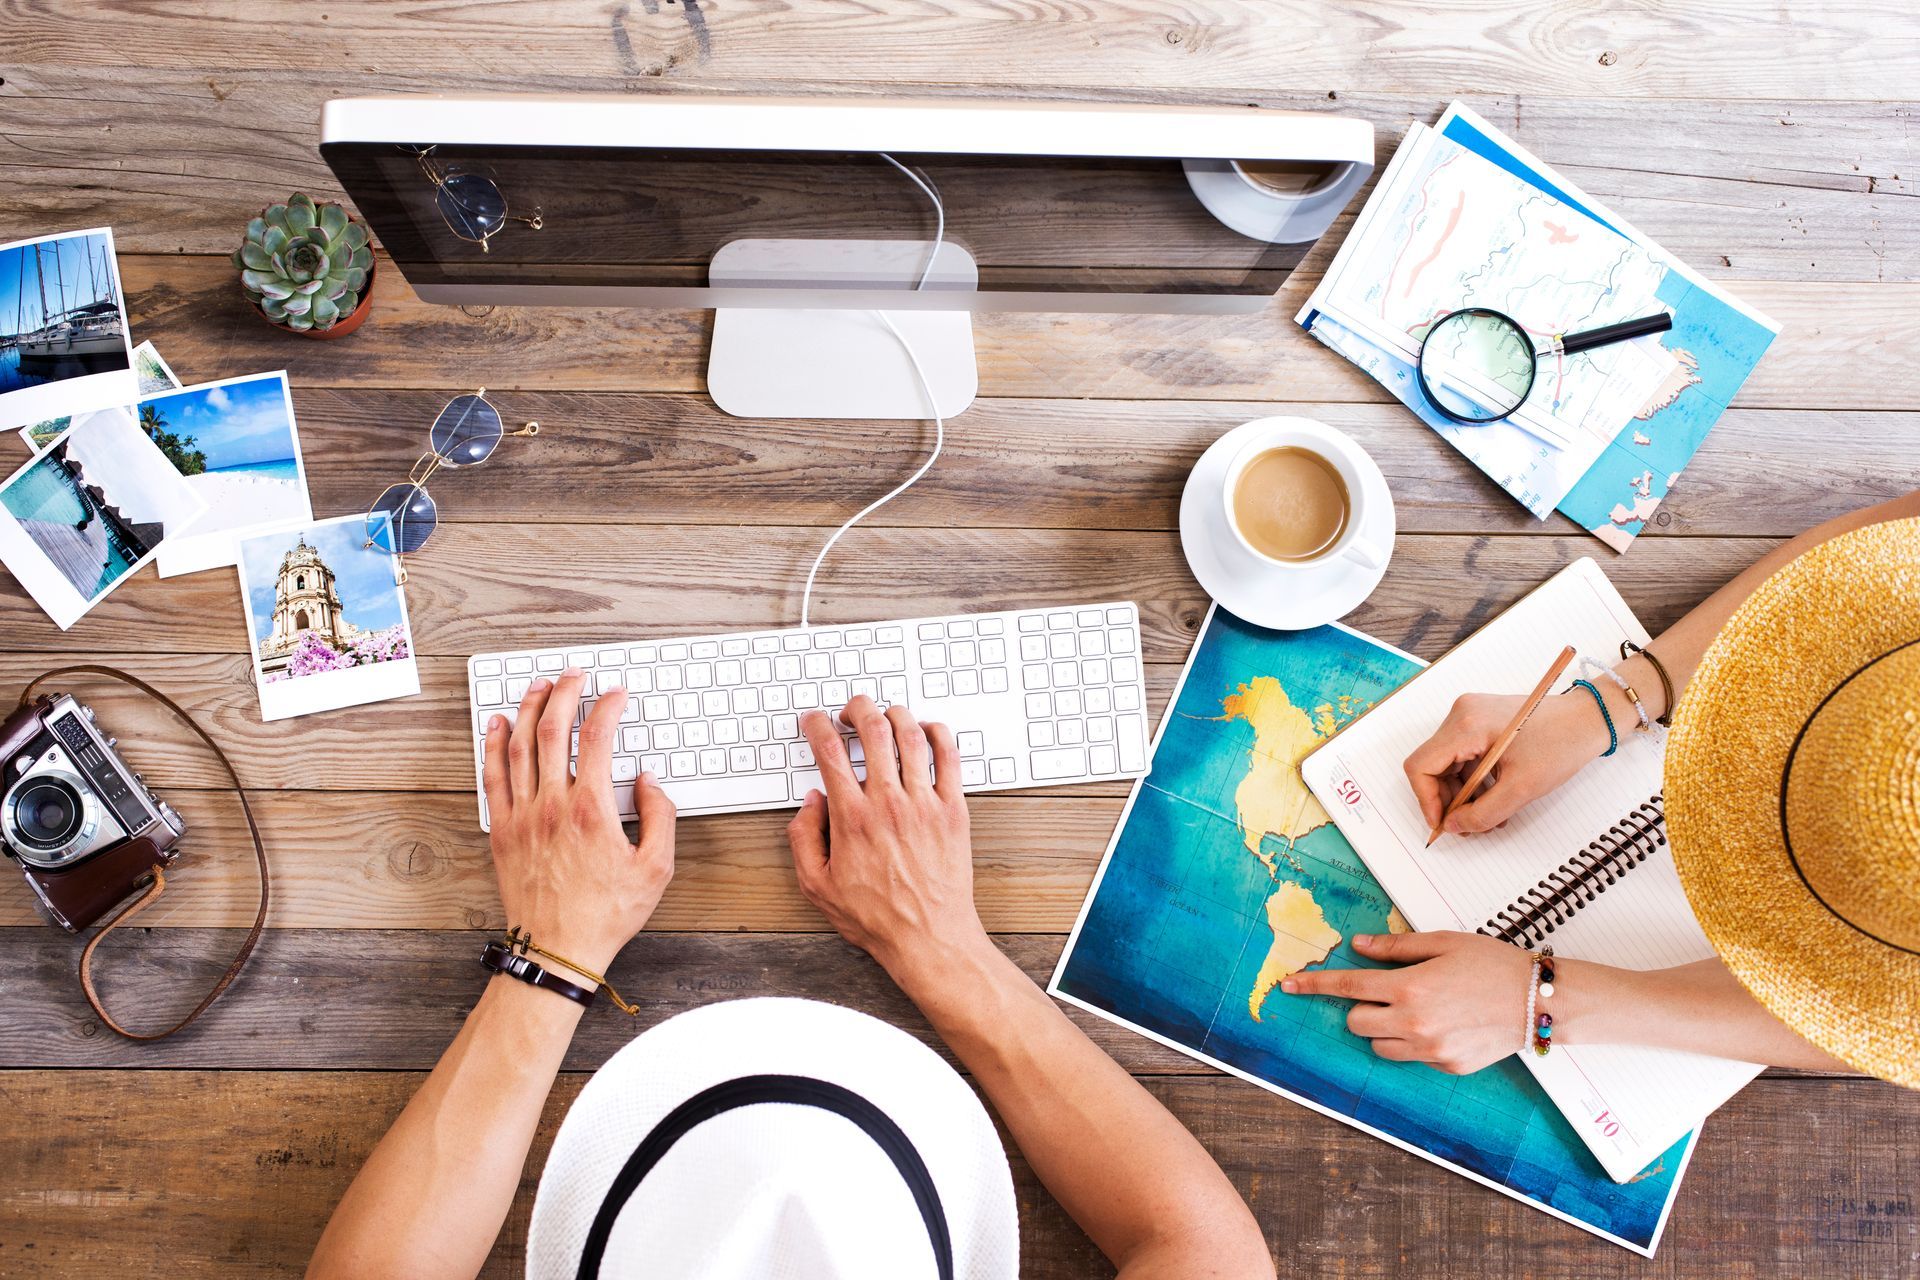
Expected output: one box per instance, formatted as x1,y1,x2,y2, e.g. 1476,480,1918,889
1220,419,1388,573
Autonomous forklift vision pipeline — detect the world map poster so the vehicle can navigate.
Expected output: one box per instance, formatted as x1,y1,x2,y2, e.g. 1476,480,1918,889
1050,606,1694,1254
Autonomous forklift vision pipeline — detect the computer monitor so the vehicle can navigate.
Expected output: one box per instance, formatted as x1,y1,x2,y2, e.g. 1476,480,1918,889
320,95,1373,417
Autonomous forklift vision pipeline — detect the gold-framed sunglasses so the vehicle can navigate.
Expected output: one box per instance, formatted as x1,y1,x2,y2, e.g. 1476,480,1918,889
413,147,543,253
365,389,539,582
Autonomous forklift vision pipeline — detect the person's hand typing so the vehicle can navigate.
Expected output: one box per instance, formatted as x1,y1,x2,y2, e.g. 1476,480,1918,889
1282,932,1533,1074
1402,691,1613,836
785,696,990,987
481,669,677,977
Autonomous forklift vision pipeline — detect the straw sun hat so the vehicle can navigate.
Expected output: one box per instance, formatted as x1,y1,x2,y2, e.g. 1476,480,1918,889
1666,516,1920,1086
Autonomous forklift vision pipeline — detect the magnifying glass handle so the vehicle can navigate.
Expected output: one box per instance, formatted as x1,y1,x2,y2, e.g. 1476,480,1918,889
1557,312,1673,356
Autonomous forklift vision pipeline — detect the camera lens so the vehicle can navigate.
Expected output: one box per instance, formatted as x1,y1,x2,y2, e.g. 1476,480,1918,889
11,779,84,849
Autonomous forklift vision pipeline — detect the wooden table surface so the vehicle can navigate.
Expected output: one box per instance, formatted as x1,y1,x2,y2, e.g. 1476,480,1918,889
3,3,1918,1275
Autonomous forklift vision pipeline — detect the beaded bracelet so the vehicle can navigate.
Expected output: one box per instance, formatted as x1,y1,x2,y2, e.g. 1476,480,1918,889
1568,678,1618,758
1577,656,1651,732
1619,640,1676,727
1522,951,1542,1053
1531,946,1557,1057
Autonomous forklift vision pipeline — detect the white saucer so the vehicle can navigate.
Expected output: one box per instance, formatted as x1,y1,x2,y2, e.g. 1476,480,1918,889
1179,418,1396,631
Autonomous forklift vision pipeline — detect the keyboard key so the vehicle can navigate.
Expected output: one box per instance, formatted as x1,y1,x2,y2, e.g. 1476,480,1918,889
773,714,799,739
758,743,785,770
989,756,1016,784
661,643,689,662
568,650,595,668
683,722,711,748
788,740,815,768
784,634,810,651
732,688,760,714
1112,656,1139,682
624,667,654,693
979,638,1006,664
922,672,951,698
642,695,670,722
1028,722,1056,748
789,765,865,800
833,650,860,677
877,626,904,642
1051,661,1077,687
1048,632,1076,659
983,668,1009,693
851,677,878,701
702,691,730,717
803,653,831,679
659,772,788,811
1107,606,1132,624
1023,665,1048,691
721,638,750,656
1088,717,1115,743
729,745,758,772
815,631,842,649
775,655,801,682
1031,747,1088,780
691,642,718,659
1109,628,1136,654
640,753,666,778
822,679,850,705
669,751,697,778
715,719,740,744
611,755,638,782
952,670,979,697
1055,689,1083,717
1082,658,1110,685
960,759,987,787
793,684,820,709
917,623,943,640
620,698,640,724
752,637,779,654
656,667,684,692
686,662,714,689
957,731,985,757
744,716,770,741
536,654,565,673
746,657,772,683
978,618,1004,636
763,686,791,712
1076,609,1102,627
1025,692,1051,718
845,628,872,646
629,645,657,663
672,692,699,719
1017,615,1043,633
1090,743,1118,774
476,679,505,706
864,647,906,674
474,659,504,677
599,648,626,667
1118,715,1146,772
596,671,624,695
919,642,947,668
699,748,726,775
655,724,681,750
716,659,744,685
621,726,649,753
1047,612,1072,630
881,676,909,703
507,677,531,701
1020,635,1046,662
946,619,974,638
1057,720,1084,746
1079,630,1107,657
1114,685,1142,712
950,639,977,666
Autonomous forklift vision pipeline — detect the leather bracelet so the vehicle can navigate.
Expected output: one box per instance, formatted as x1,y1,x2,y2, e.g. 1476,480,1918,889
1618,640,1676,727
481,939,596,1009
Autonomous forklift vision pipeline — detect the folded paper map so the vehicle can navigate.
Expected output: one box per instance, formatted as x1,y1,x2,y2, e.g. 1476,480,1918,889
1051,607,1694,1254
1298,104,1777,551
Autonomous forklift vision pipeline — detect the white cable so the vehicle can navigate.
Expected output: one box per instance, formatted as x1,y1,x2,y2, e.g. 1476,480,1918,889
797,154,947,629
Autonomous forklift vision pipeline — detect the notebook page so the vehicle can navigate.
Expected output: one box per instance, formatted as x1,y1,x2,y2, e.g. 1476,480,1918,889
1301,558,1761,1181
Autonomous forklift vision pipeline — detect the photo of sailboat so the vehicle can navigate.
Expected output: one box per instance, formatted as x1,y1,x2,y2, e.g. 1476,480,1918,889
0,230,132,394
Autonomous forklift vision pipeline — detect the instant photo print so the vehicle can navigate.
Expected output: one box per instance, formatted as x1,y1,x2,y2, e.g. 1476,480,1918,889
0,229,138,433
0,405,208,628
152,370,313,577
236,513,420,721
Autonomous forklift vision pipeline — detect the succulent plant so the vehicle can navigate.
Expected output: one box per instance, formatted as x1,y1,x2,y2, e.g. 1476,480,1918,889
232,193,373,331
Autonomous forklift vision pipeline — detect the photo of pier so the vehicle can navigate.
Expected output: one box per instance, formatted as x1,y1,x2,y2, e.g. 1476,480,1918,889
0,230,131,395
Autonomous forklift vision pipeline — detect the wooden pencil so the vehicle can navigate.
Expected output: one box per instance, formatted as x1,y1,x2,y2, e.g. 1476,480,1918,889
1426,644,1577,847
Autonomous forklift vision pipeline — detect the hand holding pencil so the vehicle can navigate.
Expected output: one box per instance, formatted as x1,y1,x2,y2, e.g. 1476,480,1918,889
1403,645,1620,841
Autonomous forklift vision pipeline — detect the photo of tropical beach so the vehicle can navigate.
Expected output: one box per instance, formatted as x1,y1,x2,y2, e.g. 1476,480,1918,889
0,406,204,600
144,372,306,537
0,231,130,393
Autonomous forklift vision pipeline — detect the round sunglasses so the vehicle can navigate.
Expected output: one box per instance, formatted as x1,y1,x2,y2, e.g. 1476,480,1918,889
410,147,544,252
364,390,539,580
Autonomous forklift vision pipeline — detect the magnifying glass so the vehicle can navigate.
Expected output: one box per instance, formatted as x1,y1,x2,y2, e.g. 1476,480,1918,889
1415,307,1675,429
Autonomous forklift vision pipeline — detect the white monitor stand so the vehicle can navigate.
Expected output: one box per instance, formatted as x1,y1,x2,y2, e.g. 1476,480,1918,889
707,238,979,420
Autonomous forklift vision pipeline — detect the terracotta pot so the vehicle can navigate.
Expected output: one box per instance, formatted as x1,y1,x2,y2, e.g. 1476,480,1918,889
242,219,377,340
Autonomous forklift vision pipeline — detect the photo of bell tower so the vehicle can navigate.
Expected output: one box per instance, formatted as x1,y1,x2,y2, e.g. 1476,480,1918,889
258,533,368,673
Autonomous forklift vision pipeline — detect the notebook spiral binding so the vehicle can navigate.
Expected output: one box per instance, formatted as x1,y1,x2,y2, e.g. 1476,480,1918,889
1479,794,1667,949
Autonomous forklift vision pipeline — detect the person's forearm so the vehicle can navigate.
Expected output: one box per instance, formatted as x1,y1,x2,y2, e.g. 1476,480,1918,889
1613,490,1920,722
307,975,585,1279
1548,957,1853,1072
890,940,1273,1279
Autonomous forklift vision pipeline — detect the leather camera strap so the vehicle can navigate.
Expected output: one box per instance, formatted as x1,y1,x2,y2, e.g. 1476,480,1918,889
18,666,270,1041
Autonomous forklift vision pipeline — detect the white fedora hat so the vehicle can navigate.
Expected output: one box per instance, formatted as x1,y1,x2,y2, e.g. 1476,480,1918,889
526,997,1019,1279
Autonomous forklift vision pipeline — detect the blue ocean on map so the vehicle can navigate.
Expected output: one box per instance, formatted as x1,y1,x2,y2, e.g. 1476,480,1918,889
1053,609,1690,1251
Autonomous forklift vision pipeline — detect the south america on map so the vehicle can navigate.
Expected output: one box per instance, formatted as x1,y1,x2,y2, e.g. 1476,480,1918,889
1052,608,1693,1253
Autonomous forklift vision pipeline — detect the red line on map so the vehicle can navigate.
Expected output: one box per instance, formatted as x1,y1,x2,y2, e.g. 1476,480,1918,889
1402,189,1467,304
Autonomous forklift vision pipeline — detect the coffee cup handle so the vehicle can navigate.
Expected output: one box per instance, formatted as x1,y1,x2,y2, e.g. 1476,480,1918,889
1343,534,1388,572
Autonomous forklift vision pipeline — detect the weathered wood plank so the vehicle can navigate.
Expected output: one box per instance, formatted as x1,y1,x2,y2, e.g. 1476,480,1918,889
4,76,1912,280
0,1069,1912,1278
0,790,1125,933
3,2,1917,101
9,391,1901,540
106,253,1920,410
0,530,1785,667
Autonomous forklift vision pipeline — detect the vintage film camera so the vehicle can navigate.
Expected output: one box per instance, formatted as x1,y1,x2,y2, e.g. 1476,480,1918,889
1,693,185,932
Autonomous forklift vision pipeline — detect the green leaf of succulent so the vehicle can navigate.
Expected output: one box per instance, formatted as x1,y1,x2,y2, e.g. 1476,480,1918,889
343,221,370,250
264,203,290,232
246,216,267,244
261,296,289,321
343,266,367,292
300,278,330,296
241,267,284,295
289,192,316,218
319,203,348,241
288,313,314,331
282,294,311,316
287,200,316,236
240,242,273,271
349,245,374,272
311,295,340,328
336,289,359,316
263,225,289,256
230,247,247,270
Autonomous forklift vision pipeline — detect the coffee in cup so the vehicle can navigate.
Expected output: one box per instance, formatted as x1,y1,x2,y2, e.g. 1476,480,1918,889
1231,159,1343,198
1229,446,1351,563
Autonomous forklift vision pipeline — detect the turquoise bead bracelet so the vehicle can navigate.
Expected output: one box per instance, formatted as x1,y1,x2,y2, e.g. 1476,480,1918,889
1569,678,1619,758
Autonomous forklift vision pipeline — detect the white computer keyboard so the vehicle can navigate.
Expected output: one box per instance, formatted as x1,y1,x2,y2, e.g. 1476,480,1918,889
465,600,1150,829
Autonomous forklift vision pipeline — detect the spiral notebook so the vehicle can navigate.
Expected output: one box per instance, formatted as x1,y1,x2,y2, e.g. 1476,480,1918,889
1300,558,1764,1183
